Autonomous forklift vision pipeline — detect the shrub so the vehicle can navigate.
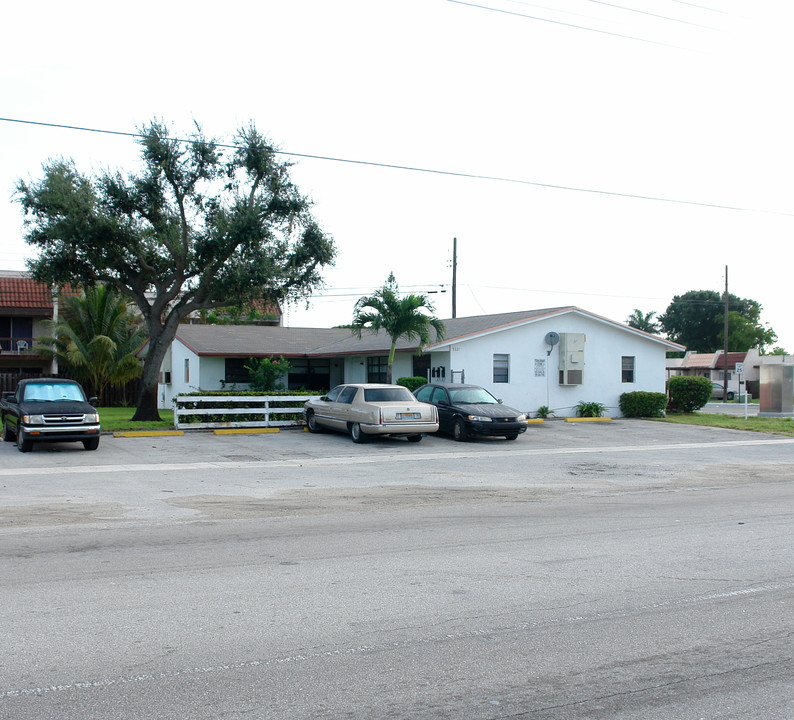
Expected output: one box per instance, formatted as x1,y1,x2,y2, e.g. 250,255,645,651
667,375,712,413
619,391,667,418
397,376,427,393
244,356,291,392
576,400,607,417
536,405,551,418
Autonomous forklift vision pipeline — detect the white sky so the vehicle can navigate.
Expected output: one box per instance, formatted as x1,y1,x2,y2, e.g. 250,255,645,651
2,1,792,350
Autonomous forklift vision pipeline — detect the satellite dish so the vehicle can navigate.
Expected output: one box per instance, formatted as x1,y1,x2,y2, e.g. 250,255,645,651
545,332,560,348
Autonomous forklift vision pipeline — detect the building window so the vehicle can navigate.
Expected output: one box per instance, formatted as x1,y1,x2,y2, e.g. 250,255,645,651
621,356,635,383
367,356,388,383
493,354,509,383
184,358,190,383
225,358,251,384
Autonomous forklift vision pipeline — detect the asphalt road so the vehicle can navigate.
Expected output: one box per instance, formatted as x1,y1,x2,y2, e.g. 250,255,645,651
1,421,792,719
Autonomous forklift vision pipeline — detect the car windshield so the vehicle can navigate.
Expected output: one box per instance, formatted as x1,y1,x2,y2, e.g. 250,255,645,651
449,387,498,404
23,383,85,402
363,387,415,402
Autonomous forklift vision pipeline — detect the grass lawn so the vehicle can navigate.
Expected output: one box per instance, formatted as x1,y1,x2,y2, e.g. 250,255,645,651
657,413,794,437
98,407,175,433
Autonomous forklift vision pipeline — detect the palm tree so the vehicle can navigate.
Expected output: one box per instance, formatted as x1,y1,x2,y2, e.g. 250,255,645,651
626,309,659,334
36,285,145,401
351,273,445,384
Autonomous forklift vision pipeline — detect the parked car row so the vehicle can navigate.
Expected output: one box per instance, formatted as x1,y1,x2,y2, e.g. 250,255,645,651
303,382,528,444
1,379,526,453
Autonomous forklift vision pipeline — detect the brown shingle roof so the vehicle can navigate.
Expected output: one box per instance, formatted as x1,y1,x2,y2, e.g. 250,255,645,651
173,306,684,358
175,324,350,357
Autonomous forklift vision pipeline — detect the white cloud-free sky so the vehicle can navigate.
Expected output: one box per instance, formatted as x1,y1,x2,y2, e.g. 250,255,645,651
2,1,792,349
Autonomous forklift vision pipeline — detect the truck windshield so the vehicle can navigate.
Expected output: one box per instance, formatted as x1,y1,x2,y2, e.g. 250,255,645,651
23,383,85,402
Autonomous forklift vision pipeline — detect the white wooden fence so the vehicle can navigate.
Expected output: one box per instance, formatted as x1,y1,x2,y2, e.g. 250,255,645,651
173,394,321,430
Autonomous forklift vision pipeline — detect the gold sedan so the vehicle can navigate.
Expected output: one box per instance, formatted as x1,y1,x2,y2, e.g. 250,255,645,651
304,384,439,443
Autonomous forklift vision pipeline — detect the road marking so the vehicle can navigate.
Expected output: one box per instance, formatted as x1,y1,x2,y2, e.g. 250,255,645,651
3,580,792,700
0,437,791,478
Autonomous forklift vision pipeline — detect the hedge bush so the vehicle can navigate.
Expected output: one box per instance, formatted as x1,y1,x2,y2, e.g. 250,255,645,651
619,391,667,418
667,375,712,413
396,376,428,393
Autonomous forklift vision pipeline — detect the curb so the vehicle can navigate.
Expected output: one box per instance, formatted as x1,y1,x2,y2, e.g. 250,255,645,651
113,430,185,437
212,428,280,435
565,417,613,423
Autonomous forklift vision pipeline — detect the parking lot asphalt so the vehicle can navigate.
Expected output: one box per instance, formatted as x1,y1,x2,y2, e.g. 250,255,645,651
1,419,792,528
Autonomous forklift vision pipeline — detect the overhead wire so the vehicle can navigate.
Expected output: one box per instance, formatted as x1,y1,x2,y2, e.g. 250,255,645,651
445,0,689,48
585,0,718,29
2,117,791,218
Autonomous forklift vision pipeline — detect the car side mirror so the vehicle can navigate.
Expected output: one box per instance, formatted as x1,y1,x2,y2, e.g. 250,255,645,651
89,397,99,406
497,399,503,404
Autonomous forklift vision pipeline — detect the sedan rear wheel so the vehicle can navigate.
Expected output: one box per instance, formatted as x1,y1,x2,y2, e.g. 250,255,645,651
350,422,367,444
453,418,468,442
407,434,423,442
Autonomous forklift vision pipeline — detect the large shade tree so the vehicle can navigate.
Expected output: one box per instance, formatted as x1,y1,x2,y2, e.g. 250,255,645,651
17,120,335,420
351,273,445,384
658,290,777,352
36,284,145,401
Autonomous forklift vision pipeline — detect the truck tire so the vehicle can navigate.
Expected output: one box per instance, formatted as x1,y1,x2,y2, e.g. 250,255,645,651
16,429,33,453
2,419,15,442
83,437,100,451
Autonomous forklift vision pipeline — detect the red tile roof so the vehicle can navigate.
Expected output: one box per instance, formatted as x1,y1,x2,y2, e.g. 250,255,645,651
0,275,79,314
0,276,53,309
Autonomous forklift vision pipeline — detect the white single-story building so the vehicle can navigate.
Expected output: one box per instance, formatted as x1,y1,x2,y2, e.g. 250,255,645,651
155,306,683,417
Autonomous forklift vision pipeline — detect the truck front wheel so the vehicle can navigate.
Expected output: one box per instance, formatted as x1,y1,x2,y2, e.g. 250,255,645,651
83,437,100,451
16,429,33,453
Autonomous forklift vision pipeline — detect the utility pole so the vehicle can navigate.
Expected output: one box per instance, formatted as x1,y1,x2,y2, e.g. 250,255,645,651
451,237,457,319
723,265,729,402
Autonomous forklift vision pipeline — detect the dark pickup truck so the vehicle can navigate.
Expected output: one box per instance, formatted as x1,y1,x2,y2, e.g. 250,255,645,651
1,378,101,452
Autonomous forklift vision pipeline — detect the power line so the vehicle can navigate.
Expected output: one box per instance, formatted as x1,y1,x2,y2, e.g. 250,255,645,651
586,0,717,29
663,0,729,15
446,0,688,48
2,116,792,218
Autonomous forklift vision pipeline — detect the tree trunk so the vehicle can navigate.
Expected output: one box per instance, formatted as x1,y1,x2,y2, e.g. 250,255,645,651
386,342,397,384
132,382,162,422
130,321,176,422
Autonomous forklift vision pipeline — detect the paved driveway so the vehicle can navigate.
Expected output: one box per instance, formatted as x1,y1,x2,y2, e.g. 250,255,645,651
1,419,791,527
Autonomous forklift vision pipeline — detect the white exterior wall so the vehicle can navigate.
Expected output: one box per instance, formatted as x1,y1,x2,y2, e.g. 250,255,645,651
159,345,298,408
428,314,668,417
199,356,227,391
159,339,200,409
342,353,415,385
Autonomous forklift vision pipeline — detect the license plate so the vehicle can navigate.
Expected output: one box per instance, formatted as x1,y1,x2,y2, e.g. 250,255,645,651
397,412,421,420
